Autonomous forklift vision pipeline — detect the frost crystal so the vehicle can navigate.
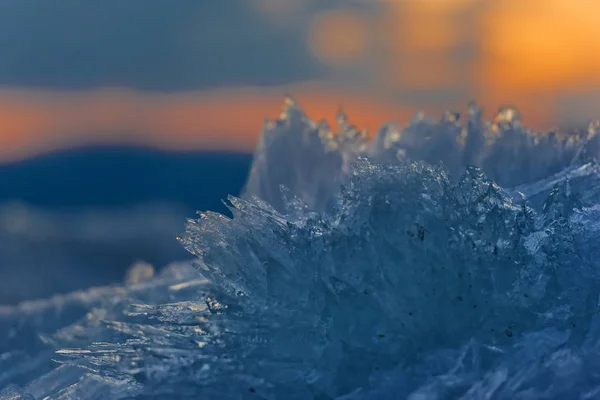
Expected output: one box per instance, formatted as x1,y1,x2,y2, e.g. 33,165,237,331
4,100,600,399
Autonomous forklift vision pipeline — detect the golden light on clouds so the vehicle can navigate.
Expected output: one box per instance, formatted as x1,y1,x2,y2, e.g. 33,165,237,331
482,0,600,92
308,10,369,64
0,84,418,162
377,0,478,91
366,0,600,121
2,0,600,162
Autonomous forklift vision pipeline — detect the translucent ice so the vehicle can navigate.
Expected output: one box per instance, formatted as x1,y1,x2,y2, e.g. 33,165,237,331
244,99,599,213
4,100,600,399
243,97,367,212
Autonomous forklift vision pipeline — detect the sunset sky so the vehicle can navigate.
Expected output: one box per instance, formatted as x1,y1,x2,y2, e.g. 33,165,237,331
1,0,599,162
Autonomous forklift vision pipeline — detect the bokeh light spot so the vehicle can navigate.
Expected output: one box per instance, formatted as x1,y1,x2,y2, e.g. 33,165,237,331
308,10,369,65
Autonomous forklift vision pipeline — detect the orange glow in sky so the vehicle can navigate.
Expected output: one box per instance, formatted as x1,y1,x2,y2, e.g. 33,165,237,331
2,0,600,161
0,85,417,162
376,0,478,91
483,0,600,92
307,0,600,119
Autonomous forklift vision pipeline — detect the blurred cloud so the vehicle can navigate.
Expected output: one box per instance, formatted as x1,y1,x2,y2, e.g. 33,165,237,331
1,0,600,161
329,0,600,114
251,0,314,27
308,9,369,65
0,0,322,89
482,0,600,91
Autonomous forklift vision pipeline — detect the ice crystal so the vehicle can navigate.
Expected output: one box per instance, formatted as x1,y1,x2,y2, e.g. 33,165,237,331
244,99,598,213
4,99,600,399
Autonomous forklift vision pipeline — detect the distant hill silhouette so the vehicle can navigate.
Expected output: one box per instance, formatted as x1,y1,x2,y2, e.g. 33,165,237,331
0,146,253,214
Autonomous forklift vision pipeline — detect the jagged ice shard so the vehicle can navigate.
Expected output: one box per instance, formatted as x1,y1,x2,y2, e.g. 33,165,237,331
4,99,600,399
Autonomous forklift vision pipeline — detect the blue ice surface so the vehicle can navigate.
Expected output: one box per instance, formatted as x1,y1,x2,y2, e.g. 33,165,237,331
0,148,252,304
4,99,600,399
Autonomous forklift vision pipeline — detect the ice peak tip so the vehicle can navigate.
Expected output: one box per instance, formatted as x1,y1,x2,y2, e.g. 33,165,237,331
336,106,348,125
442,110,461,123
278,95,299,119
283,95,298,107
494,106,522,125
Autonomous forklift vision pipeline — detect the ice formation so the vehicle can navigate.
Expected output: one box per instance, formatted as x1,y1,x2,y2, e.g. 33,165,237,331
4,99,600,399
